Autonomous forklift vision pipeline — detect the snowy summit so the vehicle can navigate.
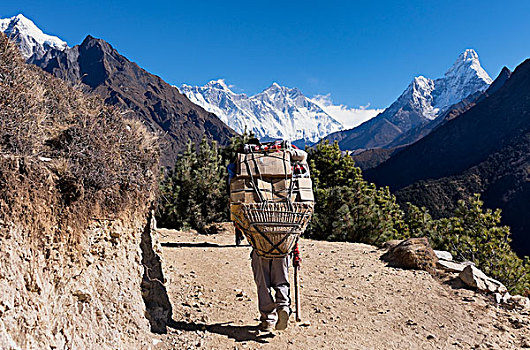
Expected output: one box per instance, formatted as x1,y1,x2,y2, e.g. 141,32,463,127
0,14,68,60
180,80,345,145
322,49,492,151
389,48,492,121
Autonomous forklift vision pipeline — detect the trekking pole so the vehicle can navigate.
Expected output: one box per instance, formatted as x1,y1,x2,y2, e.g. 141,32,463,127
293,243,301,322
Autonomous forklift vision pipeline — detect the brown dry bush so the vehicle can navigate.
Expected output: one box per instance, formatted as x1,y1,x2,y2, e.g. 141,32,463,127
0,33,159,248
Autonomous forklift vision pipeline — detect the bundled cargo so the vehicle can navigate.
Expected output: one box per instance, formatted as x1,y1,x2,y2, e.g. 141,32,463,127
237,151,292,178
229,141,314,258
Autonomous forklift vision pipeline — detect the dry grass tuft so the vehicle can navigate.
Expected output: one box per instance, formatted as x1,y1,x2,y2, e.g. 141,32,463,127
0,33,159,249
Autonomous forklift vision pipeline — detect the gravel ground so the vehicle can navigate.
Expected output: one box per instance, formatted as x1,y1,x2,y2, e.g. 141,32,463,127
153,227,530,350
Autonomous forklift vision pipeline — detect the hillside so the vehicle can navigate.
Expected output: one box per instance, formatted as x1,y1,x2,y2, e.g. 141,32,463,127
367,58,530,256
153,228,530,349
31,35,235,167
0,33,171,348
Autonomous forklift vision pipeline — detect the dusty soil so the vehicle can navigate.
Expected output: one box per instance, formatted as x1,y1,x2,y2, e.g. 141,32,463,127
153,227,530,350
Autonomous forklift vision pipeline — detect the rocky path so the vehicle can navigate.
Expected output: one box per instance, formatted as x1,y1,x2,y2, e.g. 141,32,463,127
154,227,529,349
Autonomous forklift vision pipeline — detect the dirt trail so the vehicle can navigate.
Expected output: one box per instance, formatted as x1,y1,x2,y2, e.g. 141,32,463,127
154,228,529,349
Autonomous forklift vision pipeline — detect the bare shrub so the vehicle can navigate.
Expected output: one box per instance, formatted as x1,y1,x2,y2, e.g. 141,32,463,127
0,33,159,247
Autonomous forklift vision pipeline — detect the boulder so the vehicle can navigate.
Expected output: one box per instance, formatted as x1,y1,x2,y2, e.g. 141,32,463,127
459,265,507,293
383,240,403,250
494,292,503,304
504,295,530,310
434,250,453,261
381,237,438,272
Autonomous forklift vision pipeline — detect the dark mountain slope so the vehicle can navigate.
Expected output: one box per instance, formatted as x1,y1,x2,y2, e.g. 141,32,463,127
395,132,530,255
33,35,235,167
351,147,403,170
366,60,530,256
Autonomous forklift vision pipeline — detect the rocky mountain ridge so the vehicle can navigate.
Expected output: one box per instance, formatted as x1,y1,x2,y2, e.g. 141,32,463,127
0,14,67,60
352,66,512,170
366,58,530,256
0,15,235,167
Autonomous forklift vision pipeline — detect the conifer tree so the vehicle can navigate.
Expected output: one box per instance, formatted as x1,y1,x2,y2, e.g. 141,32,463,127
158,138,227,231
306,141,405,245
432,195,529,293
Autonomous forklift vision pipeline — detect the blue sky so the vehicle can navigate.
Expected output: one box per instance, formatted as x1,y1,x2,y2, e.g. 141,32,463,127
3,0,530,109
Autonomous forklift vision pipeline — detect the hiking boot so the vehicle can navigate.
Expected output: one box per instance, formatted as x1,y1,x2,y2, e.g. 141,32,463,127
258,321,275,332
275,308,290,330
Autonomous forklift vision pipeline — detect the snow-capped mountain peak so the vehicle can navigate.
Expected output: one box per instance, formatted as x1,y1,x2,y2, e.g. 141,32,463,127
385,49,492,122
260,82,287,96
412,76,433,90
0,14,68,60
203,79,232,91
445,49,492,84
180,81,344,144
322,49,493,151
433,49,492,109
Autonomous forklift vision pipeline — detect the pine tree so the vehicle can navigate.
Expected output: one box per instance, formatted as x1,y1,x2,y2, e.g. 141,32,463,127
157,138,227,231
432,195,530,293
306,141,406,245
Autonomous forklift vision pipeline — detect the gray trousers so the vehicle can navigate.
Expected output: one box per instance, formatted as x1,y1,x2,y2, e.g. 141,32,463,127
251,250,291,324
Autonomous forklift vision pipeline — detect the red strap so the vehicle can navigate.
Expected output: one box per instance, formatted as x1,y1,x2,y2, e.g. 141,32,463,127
293,243,301,267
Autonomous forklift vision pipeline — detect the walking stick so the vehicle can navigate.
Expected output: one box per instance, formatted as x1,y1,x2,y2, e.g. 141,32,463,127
293,243,301,322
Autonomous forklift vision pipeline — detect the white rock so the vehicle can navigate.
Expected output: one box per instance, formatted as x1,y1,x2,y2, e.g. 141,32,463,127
502,292,511,304
436,260,466,272
494,293,502,304
504,295,530,310
434,250,453,261
458,265,507,293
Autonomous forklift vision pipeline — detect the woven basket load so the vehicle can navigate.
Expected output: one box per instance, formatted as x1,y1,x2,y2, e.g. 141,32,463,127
231,201,314,258
230,146,314,258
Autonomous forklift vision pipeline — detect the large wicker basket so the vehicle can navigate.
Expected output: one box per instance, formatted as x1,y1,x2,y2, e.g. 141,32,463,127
231,202,314,258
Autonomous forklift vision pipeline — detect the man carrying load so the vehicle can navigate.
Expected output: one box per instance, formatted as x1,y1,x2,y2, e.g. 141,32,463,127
228,140,314,332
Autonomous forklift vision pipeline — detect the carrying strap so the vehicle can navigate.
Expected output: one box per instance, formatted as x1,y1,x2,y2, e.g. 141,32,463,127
243,153,265,203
